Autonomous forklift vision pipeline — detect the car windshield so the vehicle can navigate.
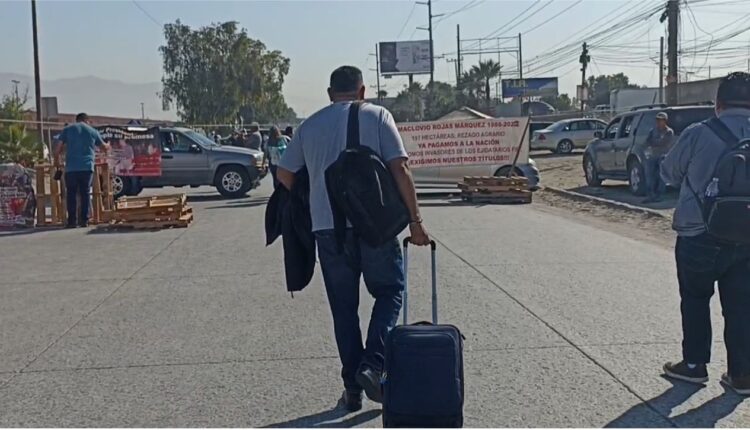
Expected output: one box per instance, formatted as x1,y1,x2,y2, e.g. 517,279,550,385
184,129,219,147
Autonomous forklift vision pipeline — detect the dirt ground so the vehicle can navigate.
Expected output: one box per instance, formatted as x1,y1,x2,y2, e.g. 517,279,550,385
530,150,677,247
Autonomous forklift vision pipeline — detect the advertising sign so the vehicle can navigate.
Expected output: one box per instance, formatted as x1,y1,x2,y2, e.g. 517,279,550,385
397,117,530,169
0,164,35,228
97,126,161,176
379,40,432,75
502,77,559,98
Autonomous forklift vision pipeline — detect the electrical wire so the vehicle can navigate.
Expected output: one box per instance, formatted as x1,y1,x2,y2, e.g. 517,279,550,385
396,2,418,40
131,0,162,27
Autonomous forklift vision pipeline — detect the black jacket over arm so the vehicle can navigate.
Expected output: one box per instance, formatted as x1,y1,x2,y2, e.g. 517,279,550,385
264,169,315,293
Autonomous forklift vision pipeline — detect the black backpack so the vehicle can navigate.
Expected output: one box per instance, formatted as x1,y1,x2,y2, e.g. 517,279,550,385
325,102,410,248
688,117,750,244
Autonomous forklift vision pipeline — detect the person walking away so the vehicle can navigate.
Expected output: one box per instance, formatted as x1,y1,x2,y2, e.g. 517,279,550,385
661,71,750,395
247,123,263,150
266,126,289,189
276,65,430,412
643,112,674,203
54,113,109,228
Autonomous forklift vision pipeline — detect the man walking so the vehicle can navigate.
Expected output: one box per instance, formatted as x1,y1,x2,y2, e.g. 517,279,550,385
643,112,674,203
54,113,109,228
276,66,429,411
661,72,750,395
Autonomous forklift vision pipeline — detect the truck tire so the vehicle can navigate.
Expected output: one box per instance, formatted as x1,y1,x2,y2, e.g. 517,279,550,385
583,154,602,187
215,165,251,198
628,159,647,196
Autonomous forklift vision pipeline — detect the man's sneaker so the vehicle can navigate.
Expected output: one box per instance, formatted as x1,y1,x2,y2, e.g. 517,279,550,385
338,390,363,412
663,361,709,384
721,373,750,396
78,221,89,228
64,223,77,229
355,366,383,404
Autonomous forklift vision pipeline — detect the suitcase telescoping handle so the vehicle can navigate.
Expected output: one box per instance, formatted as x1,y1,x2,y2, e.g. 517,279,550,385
402,237,438,325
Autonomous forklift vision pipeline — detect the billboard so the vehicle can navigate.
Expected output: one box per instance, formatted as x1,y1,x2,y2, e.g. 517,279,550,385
502,77,559,98
97,126,162,176
397,117,530,169
379,41,432,75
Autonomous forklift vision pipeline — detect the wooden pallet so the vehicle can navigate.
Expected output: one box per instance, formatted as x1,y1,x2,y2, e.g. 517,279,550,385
35,163,113,226
459,175,532,204
101,212,194,230
102,193,193,230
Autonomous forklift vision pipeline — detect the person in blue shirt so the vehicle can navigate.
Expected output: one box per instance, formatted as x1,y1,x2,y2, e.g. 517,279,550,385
54,113,109,228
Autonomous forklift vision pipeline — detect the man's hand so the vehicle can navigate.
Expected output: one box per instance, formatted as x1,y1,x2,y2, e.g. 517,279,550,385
408,221,430,246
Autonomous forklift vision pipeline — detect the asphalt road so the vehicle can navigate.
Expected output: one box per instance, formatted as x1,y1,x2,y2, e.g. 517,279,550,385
1,179,748,427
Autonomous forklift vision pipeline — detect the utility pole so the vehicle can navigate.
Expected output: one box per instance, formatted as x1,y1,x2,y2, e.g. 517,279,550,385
375,44,382,102
579,42,590,112
456,24,461,85
30,0,44,150
417,0,440,84
518,33,523,79
665,0,679,105
140,102,145,120
11,80,20,105
659,36,664,104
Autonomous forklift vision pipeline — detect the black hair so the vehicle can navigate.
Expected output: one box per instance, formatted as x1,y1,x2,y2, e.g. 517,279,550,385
717,72,750,108
330,66,363,93
75,112,89,122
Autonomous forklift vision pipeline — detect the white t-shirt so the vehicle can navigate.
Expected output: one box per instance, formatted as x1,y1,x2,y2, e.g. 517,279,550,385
278,101,408,232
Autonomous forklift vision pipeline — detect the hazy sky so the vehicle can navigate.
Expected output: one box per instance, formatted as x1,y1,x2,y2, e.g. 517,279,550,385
2,0,748,117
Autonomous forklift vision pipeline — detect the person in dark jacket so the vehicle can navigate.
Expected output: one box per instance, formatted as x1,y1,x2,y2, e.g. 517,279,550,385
276,66,429,412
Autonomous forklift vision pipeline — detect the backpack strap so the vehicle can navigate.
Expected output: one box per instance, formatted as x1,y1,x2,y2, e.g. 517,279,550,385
346,102,362,149
705,117,740,149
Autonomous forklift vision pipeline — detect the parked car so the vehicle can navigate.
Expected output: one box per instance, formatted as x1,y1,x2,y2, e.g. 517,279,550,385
413,159,540,190
114,127,267,199
582,105,714,195
531,118,607,154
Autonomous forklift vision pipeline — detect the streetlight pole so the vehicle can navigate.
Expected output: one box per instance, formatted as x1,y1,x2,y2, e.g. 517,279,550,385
141,102,145,120
30,0,45,151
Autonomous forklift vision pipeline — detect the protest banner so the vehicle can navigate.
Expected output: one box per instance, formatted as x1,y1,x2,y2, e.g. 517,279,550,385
0,164,35,228
97,126,161,176
397,117,530,169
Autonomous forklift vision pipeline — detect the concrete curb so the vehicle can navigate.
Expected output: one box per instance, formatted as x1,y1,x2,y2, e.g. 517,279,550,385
541,186,670,219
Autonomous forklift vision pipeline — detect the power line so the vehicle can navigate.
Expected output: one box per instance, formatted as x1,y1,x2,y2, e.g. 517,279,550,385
434,0,486,24
463,0,542,51
131,0,162,27
521,0,583,36
396,2,418,39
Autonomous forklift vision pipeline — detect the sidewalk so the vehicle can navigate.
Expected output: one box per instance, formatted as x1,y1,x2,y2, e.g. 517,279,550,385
0,182,747,427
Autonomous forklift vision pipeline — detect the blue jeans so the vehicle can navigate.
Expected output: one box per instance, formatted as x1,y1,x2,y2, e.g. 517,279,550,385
644,156,665,198
65,171,93,226
315,229,405,392
676,234,750,376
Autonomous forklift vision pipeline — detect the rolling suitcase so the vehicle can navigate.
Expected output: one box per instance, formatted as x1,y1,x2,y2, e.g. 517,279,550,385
382,238,464,428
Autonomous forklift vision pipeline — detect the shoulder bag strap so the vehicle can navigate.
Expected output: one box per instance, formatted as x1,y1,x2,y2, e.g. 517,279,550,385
346,102,362,149
705,117,740,149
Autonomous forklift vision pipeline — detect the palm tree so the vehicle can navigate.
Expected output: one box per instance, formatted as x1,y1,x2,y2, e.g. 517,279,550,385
470,60,502,102
460,69,483,100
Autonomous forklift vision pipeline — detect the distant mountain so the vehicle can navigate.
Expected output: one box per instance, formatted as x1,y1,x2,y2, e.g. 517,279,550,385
0,73,178,121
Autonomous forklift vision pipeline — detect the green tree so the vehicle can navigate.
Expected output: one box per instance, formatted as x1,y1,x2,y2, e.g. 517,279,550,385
586,73,640,107
391,82,425,122
0,89,43,166
425,81,459,120
458,69,482,109
470,60,502,102
159,20,295,125
541,93,574,112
